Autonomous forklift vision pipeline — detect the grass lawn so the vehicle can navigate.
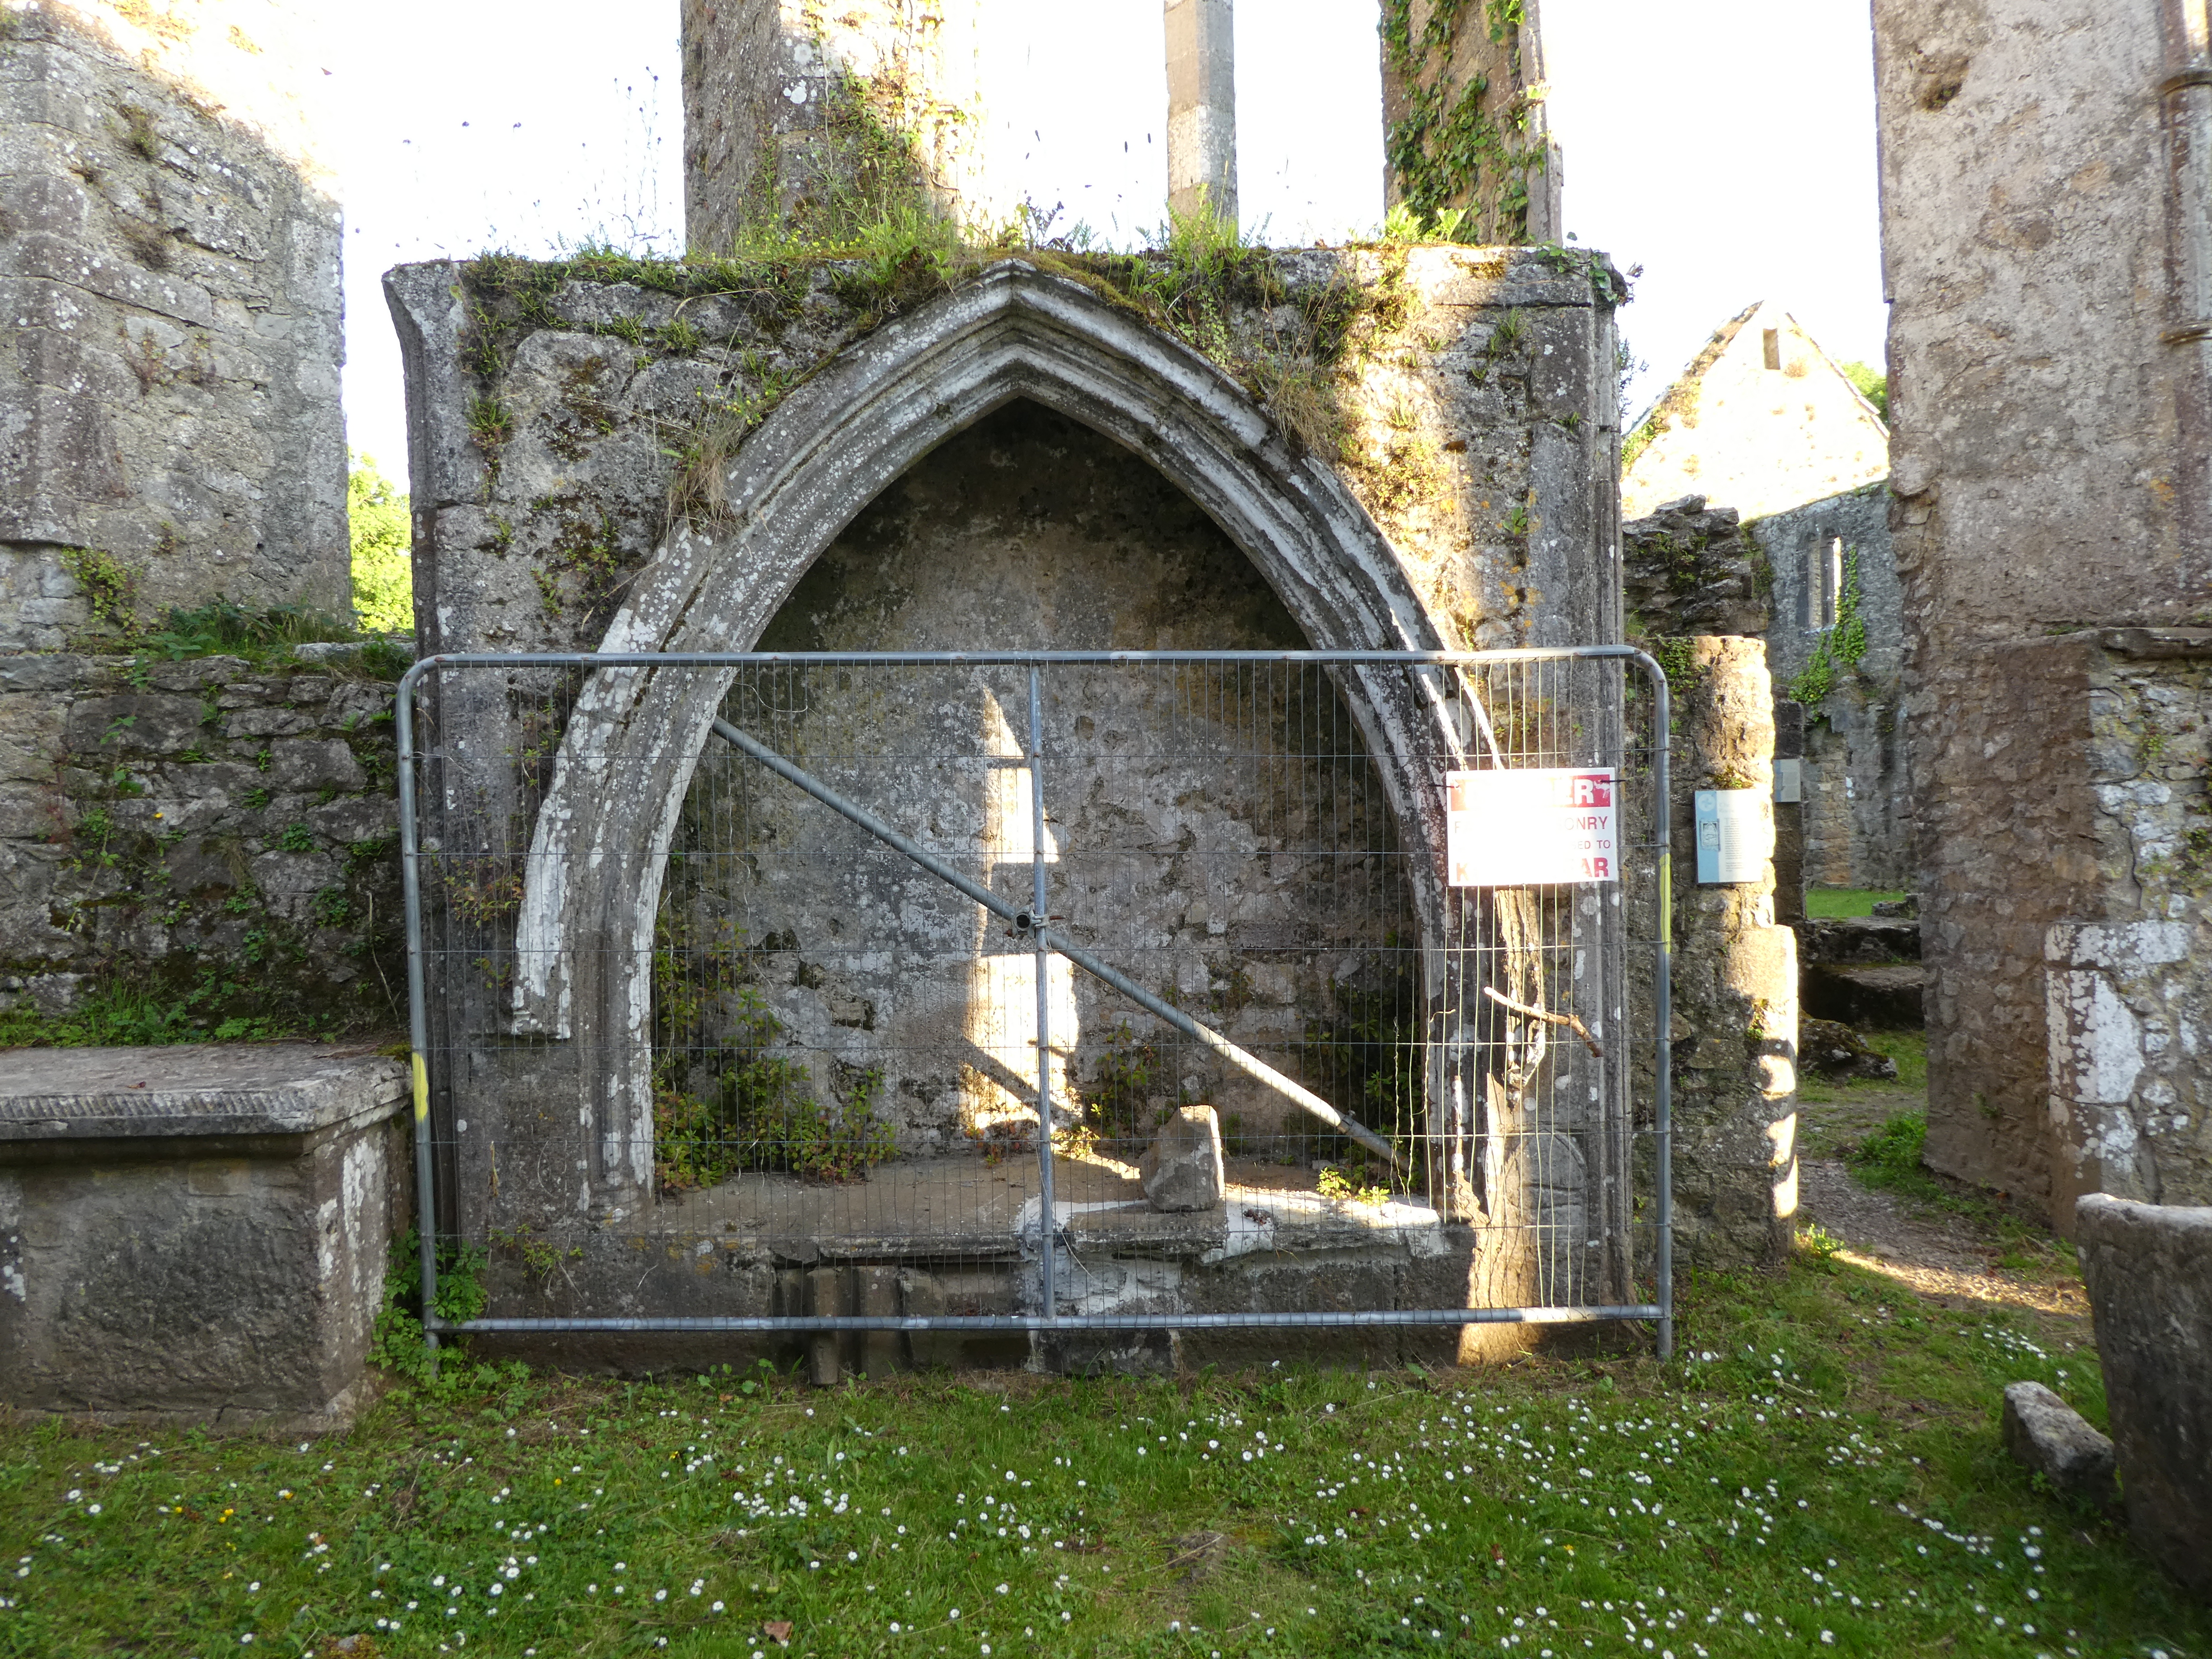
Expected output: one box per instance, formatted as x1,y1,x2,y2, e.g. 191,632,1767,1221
2,1238,2204,1659
1803,890,1909,920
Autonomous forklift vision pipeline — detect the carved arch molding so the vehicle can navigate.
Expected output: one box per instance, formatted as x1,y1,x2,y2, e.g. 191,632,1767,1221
505,260,1472,1190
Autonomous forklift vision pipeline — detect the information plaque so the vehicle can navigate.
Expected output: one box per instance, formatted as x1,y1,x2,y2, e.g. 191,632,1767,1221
1694,787,1772,885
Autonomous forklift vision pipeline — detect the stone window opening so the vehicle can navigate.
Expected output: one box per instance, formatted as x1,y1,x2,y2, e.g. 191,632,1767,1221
1762,328,1782,370
1804,535,1844,630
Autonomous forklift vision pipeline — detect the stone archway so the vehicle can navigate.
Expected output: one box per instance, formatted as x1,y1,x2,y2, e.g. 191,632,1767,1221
507,259,1474,1200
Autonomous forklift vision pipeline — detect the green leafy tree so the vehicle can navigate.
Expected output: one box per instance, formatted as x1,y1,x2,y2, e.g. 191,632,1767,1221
1839,359,1888,422
348,451,413,635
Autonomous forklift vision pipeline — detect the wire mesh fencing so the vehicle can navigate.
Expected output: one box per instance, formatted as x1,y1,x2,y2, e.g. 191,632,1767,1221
397,650,1671,1363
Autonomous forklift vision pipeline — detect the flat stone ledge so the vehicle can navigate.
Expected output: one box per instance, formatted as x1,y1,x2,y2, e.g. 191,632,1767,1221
0,1043,408,1142
2095,626,2212,660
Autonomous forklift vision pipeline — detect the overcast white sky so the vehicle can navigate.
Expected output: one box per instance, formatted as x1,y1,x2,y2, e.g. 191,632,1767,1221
329,0,1886,474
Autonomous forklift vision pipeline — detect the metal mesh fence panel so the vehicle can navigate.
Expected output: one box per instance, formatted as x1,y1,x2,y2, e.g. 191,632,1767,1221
397,651,1670,1358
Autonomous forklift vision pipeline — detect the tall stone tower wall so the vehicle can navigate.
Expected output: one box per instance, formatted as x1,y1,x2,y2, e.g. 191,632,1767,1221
680,0,994,250
1875,0,2212,1226
1379,0,1560,244
0,0,347,642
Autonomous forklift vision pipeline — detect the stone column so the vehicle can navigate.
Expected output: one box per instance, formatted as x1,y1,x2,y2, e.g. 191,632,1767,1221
1772,698,1806,924
1668,637,1799,1264
1378,0,1559,244
1164,0,1236,224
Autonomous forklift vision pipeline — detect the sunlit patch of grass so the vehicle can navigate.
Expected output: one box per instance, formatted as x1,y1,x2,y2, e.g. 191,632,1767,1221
1847,1112,1946,1203
0,1252,2199,1657
1862,1031,1928,1091
1795,1029,1925,1132
1804,888,1909,919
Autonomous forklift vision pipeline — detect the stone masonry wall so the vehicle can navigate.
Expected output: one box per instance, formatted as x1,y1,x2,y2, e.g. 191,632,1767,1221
669,399,1421,1156
1913,633,2104,1209
1747,483,1908,891
383,244,1633,1339
1618,501,1797,1262
0,652,403,1035
0,1,347,633
389,245,1625,661
2042,633,2212,1227
1875,0,2212,1214
1621,494,1767,642
1913,629,2212,1219
1875,0,2204,637
680,0,996,248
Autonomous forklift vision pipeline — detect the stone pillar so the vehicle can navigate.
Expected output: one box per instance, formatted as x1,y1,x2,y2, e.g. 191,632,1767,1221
1667,637,1799,1265
1772,698,1806,924
1163,0,1236,224
680,0,993,250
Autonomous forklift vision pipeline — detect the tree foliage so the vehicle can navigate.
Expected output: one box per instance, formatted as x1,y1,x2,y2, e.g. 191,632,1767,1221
1839,359,1888,422
348,451,412,635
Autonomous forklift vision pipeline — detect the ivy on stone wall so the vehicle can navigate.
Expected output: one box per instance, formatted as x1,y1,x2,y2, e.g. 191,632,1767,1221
1380,0,1543,243
1790,548,1868,708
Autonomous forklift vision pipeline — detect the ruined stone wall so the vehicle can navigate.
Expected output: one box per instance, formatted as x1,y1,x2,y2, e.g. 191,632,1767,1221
388,245,1624,660
1748,483,1908,891
1876,0,2203,637
666,401,1416,1156
0,652,404,1036
1912,629,2212,1219
1618,505,1797,1263
2042,632,2212,1226
680,0,995,249
383,244,1632,1340
1621,494,1768,643
1379,0,1560,244
1874,0,2212,1215
1911,633,2104,1207
0,0,347,632
1622,303,1889,526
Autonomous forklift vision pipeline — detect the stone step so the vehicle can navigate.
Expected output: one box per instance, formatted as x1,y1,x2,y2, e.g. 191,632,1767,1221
1803,961,1926,1028
1796,914,1921,965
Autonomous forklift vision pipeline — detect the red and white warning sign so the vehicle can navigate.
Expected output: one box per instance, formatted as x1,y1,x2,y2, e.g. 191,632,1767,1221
1446,767,1620,886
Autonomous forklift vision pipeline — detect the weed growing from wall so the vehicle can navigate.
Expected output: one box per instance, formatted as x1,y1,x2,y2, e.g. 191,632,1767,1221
0,977,305,1048
369,1228,490,1384
60,545,140,640
650,910,895,1188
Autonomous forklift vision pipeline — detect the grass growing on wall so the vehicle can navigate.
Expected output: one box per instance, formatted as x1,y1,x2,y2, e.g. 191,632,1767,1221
0,1245,2195,1657
0,980,309,1050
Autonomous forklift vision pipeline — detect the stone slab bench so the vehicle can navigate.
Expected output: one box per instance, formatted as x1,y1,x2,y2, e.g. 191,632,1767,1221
0,1044,408,1433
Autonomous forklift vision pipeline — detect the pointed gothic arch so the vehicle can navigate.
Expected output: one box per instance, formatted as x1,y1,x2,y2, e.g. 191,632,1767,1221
506,259,1472,1191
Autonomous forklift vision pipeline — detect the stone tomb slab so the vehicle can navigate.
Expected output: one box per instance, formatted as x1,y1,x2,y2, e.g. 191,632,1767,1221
0,1043,408,1432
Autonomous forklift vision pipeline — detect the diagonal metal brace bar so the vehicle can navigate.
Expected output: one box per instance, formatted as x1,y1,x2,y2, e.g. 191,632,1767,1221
708,716,1402,1170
